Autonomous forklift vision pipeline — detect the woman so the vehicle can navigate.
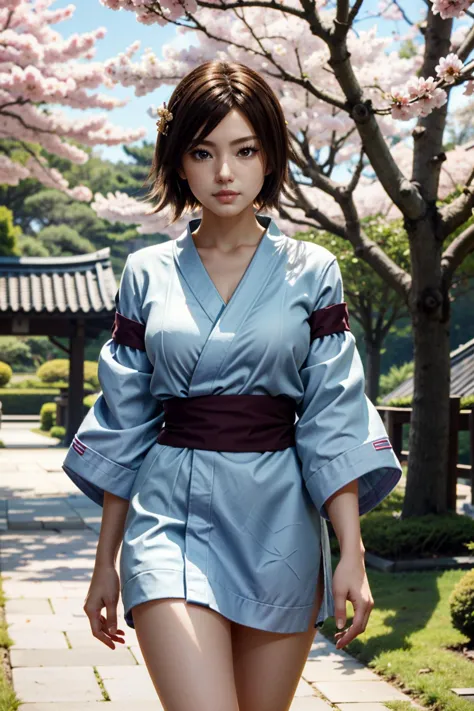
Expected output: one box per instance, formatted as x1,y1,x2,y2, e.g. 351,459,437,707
63,59,402,711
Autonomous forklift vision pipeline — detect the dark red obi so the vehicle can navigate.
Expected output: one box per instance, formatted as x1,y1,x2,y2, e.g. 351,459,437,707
111,302,350,452
157,394,296,452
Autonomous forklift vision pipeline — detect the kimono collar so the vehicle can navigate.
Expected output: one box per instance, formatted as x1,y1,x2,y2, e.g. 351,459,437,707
173,214,285,322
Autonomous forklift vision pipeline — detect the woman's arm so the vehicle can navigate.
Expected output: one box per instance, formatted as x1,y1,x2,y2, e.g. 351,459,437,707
325,479,374,648
95,491,130,567
325,479,365,559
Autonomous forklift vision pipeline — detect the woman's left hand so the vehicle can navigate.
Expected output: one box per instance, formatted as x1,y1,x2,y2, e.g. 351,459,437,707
331,553,374,649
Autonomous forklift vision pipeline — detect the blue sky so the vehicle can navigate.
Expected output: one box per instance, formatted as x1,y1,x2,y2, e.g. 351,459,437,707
66,0,469,162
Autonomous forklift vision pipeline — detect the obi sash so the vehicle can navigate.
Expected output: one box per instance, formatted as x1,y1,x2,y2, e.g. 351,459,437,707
111,300,350,452
157,394,296,452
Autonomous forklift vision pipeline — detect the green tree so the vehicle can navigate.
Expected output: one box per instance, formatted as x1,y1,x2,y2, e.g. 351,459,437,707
296,215,410,402
0,205,21,256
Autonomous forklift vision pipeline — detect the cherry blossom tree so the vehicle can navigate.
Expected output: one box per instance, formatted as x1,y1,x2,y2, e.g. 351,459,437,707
96,0,474,519
0,0,147,200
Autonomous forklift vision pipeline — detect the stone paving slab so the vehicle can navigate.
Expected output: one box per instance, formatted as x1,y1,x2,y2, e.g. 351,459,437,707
294,677,316,697
97,665,159,702
8,629,69,650
18,705,164,711
7,613,100,631
337,705,391,711
303,659,379,682
290,700,333,710
314,680,410,703
5,598,53,615
10,647,138,667
67,627,138,648
18,704,164,710
13,666,102,703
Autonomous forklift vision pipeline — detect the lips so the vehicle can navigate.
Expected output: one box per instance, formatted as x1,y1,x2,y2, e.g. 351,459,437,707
214,191,239,196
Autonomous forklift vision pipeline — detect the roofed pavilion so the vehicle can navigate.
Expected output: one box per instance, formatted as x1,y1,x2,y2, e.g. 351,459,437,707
0,249,117,445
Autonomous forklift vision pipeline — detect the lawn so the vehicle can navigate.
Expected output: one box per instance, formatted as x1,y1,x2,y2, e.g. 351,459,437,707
321,562,474,711
0,578,19,711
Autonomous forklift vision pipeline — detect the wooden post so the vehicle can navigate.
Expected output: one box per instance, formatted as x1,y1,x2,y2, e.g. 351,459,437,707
447,396,461,512
469,408,474,507
65,318,85,447
386,410,403,460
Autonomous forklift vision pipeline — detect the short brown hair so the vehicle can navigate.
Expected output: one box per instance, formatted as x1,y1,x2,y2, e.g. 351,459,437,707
145,60,299,223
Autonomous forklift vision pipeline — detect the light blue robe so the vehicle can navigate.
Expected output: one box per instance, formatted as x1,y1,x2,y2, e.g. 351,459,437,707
63,214,402,633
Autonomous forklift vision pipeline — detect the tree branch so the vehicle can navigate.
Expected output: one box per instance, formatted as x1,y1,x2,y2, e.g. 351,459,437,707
453,22,474,60
441,222,474,280
439,165,474,237
348,0,365,25
412,10,453,200
325,31,425,219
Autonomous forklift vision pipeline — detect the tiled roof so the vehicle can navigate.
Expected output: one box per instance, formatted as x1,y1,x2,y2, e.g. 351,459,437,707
0,249,117,315
382,336,474,401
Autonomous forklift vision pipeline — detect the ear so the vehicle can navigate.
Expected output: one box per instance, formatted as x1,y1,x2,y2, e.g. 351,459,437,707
177,166,187,180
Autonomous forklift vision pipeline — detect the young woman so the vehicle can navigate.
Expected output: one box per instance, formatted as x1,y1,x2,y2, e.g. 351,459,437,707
63,59,402,711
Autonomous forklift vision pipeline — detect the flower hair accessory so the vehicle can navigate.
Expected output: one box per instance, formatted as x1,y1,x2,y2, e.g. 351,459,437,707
156,101,173,136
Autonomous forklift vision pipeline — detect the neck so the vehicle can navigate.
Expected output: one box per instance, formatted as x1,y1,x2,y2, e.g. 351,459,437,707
191,207,266,252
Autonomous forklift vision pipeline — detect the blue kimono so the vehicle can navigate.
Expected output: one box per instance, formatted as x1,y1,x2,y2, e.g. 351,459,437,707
63,214,402,633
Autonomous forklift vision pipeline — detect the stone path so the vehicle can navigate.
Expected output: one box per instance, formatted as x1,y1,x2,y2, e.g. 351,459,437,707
0,430,424,710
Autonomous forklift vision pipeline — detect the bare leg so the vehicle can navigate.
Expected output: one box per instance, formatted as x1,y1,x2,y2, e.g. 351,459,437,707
133,598,240,711
231,557,325,711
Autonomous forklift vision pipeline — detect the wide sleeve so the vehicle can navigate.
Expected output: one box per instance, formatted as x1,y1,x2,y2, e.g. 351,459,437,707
62,254,164,507
294,257,402,522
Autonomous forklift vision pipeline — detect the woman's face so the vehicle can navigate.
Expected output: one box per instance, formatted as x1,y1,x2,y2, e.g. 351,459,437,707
178,108,271,215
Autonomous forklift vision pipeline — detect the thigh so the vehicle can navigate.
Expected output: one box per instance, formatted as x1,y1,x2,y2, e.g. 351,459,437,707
133,598,240,711
231,558,325,711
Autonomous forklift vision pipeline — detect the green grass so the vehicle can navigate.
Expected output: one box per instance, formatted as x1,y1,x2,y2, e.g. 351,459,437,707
0,578,20,711
321,563,474,711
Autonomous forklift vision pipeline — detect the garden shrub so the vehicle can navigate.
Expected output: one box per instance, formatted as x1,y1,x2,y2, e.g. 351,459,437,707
50,425,66,440
0,389,59,414
37,359,99,389
40,402,56,431
449,568,474,641
37,359,69,383
329,510,474,559
0,361,12,387
83,392,100,412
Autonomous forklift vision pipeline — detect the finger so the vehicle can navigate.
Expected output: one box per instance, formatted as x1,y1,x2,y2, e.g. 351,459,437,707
335,602,370,648
87,608,115,648
99,615,126,643
333,595,347,631
105,601,118,636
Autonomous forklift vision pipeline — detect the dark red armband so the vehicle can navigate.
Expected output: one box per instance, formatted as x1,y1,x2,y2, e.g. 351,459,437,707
111,311,146,351
308,302,350,341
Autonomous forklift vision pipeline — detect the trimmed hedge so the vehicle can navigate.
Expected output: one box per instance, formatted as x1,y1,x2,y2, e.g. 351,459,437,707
0,361,12,387
5,378,95,392
330,510,474,559
0,388,59,414
40,402,56,431
450,569,474,641
386,395,474,409
37,359,99,389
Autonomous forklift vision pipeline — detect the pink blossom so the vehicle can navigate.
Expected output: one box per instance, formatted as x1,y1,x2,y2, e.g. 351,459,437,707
435,53,464,84
430,0,473,19
0,0,147,198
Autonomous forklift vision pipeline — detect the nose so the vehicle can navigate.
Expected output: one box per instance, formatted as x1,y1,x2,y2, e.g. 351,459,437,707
216,159,234,182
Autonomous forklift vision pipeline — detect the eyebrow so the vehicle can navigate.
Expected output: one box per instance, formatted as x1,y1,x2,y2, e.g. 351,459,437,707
197,135,258,146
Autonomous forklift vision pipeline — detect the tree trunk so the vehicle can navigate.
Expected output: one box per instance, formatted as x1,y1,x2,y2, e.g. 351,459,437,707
401,219,451,518
364,339,381,403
